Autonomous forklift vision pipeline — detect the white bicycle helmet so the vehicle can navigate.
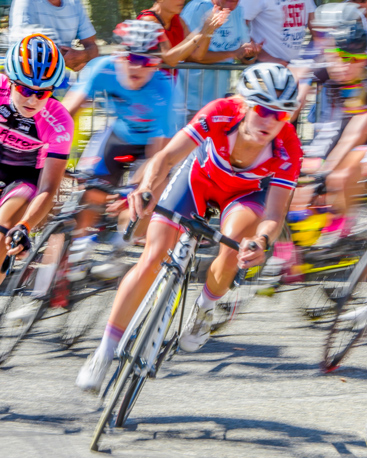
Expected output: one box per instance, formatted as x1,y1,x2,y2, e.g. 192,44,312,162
113,20,164,54
237,63,299,112
312,2,366,29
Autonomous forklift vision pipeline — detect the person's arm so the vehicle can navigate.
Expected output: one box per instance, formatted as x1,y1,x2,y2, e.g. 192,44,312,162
194,41,262,64
5,158,67,255
290,79,312,123
256,48,289,66
238,186,293,268
62,57,105,116
320,113,367,173
60,35,99,72
140,7,229,67
62,90,88,117
128,131,198,220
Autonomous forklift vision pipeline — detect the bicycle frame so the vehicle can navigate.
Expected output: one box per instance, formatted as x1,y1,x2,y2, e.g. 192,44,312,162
116,229,198,376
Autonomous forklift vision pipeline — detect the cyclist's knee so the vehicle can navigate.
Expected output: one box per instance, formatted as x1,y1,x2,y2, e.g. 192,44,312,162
82,189,107,205
214,246,239,275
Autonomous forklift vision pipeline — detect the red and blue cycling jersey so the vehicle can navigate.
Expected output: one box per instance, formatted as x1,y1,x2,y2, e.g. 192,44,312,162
182,97,303,195
0,74,74,169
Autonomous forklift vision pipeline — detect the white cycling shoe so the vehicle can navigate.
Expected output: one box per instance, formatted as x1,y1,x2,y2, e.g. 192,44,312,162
90,260,128,279
179,301,213,352
76,352,112,393
5,300,40,323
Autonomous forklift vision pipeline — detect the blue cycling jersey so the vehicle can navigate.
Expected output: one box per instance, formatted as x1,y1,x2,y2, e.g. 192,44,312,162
71,55,172,144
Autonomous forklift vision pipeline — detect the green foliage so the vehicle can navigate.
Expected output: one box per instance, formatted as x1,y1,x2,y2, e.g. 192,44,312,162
88,0,121,42
132,0,191,15
88,0,193,42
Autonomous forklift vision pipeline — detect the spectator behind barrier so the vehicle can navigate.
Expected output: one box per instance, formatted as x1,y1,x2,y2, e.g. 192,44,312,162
175,0,261,124
347,0,367,19
9,0,98,72
137,0,231,71
241,0,316,67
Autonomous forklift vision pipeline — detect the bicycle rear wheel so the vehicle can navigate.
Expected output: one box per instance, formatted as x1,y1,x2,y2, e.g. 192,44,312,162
322,251,367,371
90,271,177,451
0,223,71,364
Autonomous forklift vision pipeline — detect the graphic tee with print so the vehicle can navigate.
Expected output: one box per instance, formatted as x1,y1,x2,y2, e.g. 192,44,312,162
242,0,316,62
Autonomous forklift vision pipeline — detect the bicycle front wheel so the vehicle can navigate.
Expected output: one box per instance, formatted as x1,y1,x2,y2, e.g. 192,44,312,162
323,251,367,371
0,223,69,364
90,270,177,451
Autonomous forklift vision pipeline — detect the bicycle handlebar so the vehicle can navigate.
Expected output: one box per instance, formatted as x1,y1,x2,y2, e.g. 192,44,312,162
123,192,258,253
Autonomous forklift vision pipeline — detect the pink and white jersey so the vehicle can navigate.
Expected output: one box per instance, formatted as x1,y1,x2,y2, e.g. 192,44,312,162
0,74,74,169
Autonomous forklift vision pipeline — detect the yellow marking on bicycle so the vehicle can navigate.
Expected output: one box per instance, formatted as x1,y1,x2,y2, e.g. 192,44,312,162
171,288,182,317
296,258,359,275
245,266,261,278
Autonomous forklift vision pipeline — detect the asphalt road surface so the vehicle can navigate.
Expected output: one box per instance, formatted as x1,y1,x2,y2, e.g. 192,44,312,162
1,280,367,458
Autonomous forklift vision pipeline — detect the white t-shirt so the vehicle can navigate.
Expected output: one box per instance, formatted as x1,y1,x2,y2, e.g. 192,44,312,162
241,0,316,62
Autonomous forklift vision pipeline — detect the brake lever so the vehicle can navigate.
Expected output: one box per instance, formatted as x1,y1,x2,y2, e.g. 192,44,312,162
232,241,258,288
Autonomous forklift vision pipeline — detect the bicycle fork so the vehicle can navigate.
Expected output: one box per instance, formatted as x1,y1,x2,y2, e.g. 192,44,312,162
126,231,198,378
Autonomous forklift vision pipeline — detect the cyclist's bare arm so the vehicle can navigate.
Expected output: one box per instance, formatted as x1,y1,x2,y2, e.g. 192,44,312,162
129,137,170,185
128,131,197,220
238,185,293,268
62,90,87,117
320,113,367,172
5,158,66,255
290,79,312,123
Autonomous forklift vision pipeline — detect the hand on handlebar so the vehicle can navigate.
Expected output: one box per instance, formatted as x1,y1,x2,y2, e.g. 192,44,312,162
5,224,31,258
127,188,156,221
237,237,266,269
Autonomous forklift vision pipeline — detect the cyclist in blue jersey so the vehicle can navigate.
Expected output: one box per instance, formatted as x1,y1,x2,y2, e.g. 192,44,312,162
62,20,173,279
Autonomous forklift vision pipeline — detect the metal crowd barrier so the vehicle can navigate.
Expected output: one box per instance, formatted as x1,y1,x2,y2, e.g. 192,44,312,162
85,61,316,153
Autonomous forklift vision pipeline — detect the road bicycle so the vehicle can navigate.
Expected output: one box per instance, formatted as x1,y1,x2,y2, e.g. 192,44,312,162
263,174,367,320
90,194,256,451
0,176,135,364
322,248,367,371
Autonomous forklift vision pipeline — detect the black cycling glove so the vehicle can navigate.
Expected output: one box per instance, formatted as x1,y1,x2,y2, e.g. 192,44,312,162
6,224,31,252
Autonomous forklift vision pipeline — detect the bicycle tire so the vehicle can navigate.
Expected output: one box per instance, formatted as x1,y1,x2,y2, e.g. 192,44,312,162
0,222,70,364
323,250,367,371
114,373,147,428
59,290,109,347
114,272,189,429
90,271,177,452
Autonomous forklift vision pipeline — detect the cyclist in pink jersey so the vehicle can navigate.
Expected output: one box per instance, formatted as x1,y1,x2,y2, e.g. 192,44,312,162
77,63,302,392
0,34,73,285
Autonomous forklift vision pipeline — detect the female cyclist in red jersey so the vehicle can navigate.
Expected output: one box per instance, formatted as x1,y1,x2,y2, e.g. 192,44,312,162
0,34,73,285
76,63,302,392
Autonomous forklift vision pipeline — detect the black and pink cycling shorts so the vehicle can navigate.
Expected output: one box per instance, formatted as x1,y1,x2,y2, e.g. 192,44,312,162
0,163,39,207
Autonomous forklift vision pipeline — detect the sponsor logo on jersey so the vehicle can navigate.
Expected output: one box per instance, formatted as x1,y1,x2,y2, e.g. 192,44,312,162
0,106,11,118
0,127,43,150
212,116,234,123
40,107,66,133
56,132,71,143
280,162,292,170
199,115,209,132
0,88,10,96
18,124,30,132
